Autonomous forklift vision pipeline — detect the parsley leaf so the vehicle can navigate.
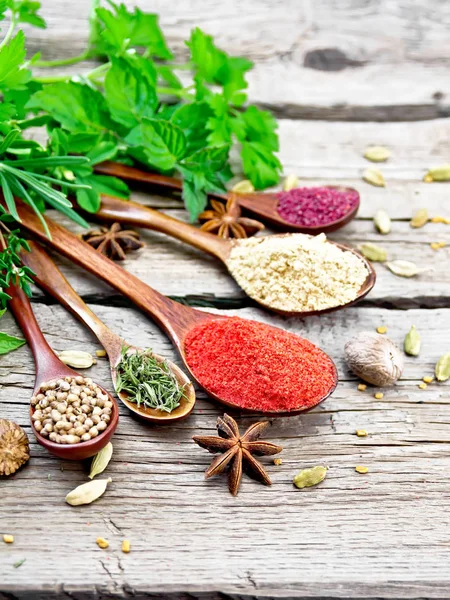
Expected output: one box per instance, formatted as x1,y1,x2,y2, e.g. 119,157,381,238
0,31,30,91
104,57,157,128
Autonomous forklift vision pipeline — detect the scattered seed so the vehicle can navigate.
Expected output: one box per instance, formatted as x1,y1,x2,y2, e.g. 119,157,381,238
376,326,387,334
89,443,113,479
231,179,254,194
96,537,109,549
121,540,131,554
363,146,391,163
404,325,421,356
430,241,446,250
95,349,107,358
362,168,385,187
374,392,384,399
423,174,433,183
356,429,367,437
424,165,450,182
2,534,14,543
273,458,283,466
430,216,450,224
418,383,427,390
359,242,387,262
355,465,369,474
387,260,430,278
423,376,433,384
373,210,391,234
410,208,429,228
435,352,450,382
13,559,26,568
282,174,299,191
357,384,367,391
293,466,327,489
58,350,94,369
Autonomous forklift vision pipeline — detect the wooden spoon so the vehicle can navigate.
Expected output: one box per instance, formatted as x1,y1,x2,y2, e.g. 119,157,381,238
21,241,196,423
6,281,119,460
87,194,376,317
9,198,337,415
95,160,360,234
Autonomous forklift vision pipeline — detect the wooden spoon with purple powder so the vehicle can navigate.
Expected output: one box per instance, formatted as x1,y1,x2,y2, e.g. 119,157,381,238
94,161,360,234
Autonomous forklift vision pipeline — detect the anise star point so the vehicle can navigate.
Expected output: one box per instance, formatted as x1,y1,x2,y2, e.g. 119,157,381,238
81,222,144,261
198,195,264,239
193,414,282,496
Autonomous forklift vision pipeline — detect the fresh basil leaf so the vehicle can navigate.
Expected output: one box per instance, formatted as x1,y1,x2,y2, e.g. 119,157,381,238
171,102,212,153
126,118,186,172
67,132,102,154
0,31,31,91
86,141,118,165
157,65,183,90
76,180,101,213
181,145,230,174
241,141,281,189
27,82,114,134
0,332,25,355
87,174,129,199
104,57,157,129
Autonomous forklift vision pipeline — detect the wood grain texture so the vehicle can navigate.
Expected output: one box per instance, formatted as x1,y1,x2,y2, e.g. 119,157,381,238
22,0,450,120
1,304,450,599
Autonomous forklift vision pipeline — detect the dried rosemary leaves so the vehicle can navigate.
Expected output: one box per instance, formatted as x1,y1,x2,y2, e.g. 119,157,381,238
115,347,186,413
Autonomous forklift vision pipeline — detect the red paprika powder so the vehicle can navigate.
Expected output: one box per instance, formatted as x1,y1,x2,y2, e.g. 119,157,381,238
184,317,337,413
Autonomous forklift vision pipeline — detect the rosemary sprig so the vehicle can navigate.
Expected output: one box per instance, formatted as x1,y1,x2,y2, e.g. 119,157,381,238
115,347,185,413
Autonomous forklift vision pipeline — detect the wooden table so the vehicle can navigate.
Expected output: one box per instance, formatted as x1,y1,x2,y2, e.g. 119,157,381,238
1,2,450,598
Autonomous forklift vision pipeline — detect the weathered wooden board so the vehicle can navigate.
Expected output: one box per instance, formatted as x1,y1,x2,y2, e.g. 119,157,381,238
23,1,450,120
1,304,450,599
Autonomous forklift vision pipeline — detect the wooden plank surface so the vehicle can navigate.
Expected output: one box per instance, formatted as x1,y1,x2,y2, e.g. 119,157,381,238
2,1,450,599
25,0,450,120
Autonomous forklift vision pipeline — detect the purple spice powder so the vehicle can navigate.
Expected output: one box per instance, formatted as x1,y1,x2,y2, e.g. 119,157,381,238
276,187,359,227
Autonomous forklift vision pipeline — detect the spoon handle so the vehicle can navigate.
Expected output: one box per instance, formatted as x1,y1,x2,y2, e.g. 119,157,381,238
95,161,186,192
95,195,230,262
7,197,203,347
6,281,73,388
20,242,125,366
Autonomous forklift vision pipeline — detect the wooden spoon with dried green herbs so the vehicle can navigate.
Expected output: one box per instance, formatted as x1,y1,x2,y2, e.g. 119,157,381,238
20,242,195,423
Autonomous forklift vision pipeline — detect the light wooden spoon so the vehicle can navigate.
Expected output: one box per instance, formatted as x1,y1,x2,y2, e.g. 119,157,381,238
6,281,119,460
21,241,196,423
86,194,375,317
95,161,360,234
10,197,338,416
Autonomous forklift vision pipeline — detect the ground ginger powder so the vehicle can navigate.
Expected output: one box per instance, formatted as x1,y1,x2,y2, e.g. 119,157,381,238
227,233,369,312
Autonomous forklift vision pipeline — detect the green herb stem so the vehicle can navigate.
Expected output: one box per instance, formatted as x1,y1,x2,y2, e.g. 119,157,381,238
0,16,17,50
34,50,91,68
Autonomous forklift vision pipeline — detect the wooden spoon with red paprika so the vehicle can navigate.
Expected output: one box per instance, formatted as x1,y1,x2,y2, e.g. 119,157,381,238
12,198,338,416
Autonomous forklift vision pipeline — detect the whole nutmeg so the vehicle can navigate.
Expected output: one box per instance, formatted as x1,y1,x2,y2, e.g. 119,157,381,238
0,419,30,476
344,332,404,386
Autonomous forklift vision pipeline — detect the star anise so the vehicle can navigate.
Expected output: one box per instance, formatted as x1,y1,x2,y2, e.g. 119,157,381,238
193,414,282,496
198,195,264,239
81,222,144,261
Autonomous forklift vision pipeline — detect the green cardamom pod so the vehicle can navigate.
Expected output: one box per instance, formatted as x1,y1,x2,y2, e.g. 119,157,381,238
373,209,391,234
231,179,255,193
410,208,429,228
364,146,391,162
89,442,113,479
435,353,450,382
386,260,428,278
293,466,327,489
58,350,94,369
283,174,299,191
65,478,112,506
362,168,385,187
359,243,387,262
404,326,421,356
424,165,450,182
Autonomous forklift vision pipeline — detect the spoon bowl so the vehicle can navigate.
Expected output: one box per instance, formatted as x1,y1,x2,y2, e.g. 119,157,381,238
22,242,196,424
13,199,338,416
94,161,360,234
86,195,375,318
6,282,119,460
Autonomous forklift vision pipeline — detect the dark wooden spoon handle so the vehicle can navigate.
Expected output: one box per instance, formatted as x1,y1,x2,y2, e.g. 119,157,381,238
20,242,125,365
6,281,75,388
6,197,207,347
95,195,230,261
